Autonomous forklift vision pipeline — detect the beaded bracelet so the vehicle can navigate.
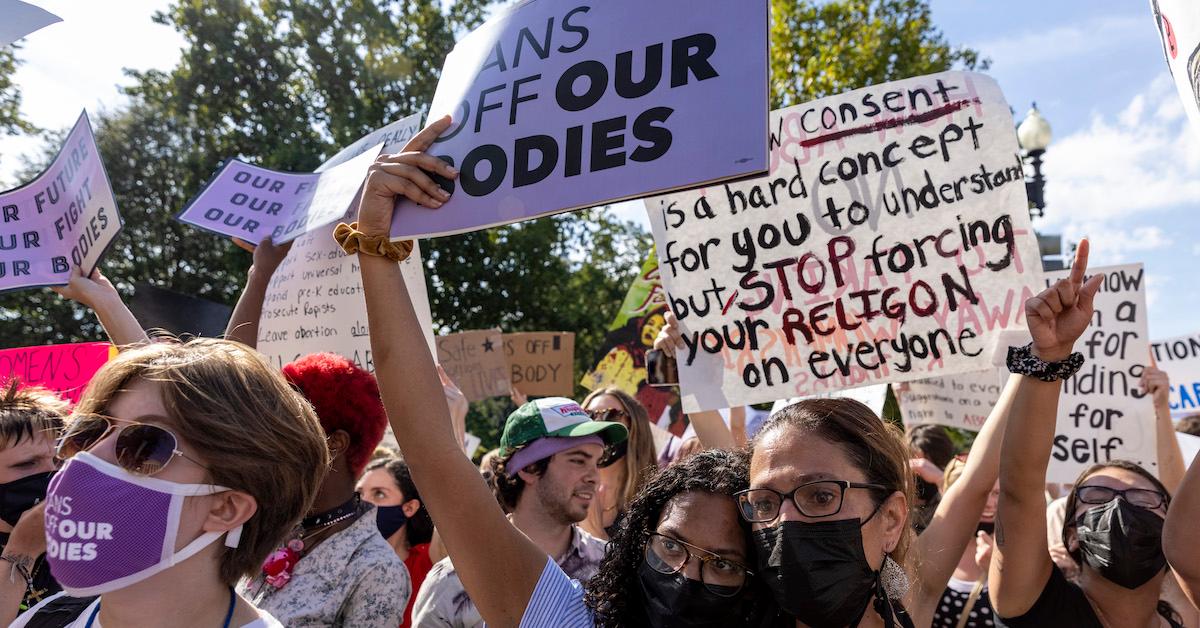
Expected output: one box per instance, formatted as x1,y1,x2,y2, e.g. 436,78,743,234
0,555,33,592
333,222,414,262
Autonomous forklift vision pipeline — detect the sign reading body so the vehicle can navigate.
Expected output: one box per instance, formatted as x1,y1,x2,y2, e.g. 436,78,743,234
256,114,437,371
177,146,382,244
0,112,121,293
1047,264,1156,482
504,332,575,396
437,329,511,402
1151,331,1200,419
0,342,116,403
897,369,1007,431
648,71,1044,413
389,0,769,239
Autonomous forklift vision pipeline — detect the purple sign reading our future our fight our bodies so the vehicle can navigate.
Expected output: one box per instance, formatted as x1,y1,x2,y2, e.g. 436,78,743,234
0,111,122,293
389,0,770,240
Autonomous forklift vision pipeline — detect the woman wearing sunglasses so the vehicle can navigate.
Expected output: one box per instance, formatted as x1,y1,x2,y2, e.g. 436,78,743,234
579,388,658,541
11,339,329,628
989,241,1186,628
353,117,771,627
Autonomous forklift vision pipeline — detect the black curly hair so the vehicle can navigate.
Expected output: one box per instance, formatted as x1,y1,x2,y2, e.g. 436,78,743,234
583,448,763,627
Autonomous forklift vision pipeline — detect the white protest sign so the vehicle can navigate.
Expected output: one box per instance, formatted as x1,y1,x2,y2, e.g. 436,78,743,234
1151,332,1200,419
1046,264,1156,482
1151,0,1200,135
897,369,1007,431
647,71,1043,413
176,145,382,244
769,384,889,417
1178,432,1200,468
0,0,61,46
256,114,436,370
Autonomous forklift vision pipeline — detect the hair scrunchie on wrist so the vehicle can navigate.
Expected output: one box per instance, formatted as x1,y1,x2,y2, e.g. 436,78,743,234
333,222,413,262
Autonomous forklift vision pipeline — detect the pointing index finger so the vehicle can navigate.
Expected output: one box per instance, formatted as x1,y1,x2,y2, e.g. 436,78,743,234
1069,238,1090,287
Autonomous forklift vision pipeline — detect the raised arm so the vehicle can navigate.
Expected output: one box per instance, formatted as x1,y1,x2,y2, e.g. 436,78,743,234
357,117,546,628
652,311,737,450
989,240,1103,618
1143,362,1186,494
51,267,149,347
223,238,293,347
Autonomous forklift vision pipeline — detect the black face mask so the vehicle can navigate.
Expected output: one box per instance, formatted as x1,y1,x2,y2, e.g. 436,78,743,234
375,504,408,540
0,471,53,527
753,518,879,627
599,440,628,468
638,560,753,627
1075,497,1166,590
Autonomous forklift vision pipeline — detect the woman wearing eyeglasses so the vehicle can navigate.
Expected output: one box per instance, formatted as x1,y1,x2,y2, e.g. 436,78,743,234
579,388,659,541
988,241,1186,628
10,339,329,628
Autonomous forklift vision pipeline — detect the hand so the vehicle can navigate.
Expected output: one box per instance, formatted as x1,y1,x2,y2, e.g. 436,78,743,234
653,310,685,353
1049,543,1080,581
509,387,528,408
233,237,294,277
975,530,994,570
1140,362,1171,409
438,365,469,448
1025,239,1104,362
910,457,945,486
4,502,46,557
51,265,119,309
357,115,458,237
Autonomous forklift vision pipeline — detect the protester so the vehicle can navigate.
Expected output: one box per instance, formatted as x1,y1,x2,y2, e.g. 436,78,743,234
237,353,410,627
579,387,658,540
359,454,435,628
908,424,956,533
931,455,998,628
988,241,1187,627
11,338,329,627
1177,415,1200,438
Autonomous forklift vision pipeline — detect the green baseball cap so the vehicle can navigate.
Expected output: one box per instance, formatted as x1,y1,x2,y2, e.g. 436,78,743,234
499,397,628,458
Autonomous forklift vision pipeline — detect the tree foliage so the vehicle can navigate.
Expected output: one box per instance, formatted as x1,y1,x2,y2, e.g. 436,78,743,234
0,46,36,138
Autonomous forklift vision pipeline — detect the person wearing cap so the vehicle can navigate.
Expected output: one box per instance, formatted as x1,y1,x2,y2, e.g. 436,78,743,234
410,398,626,628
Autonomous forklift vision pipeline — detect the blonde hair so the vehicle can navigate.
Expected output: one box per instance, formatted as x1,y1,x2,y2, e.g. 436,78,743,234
74,339,329,584
0,379,67,449
581,388,657,509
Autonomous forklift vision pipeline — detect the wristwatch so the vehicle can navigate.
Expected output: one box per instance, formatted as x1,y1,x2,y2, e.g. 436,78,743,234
1006,343,1084,382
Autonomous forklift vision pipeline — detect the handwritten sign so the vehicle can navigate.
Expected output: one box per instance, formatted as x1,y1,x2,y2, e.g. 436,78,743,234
0,112,121,293
1,0,61,46
177,146,382,244
1151,0,1200,134
1047,264,1156,482
0,342,115,403
897,369,1007,430
436,329,511,402
770,384,889,417
504,332,575,396
256,114,437,371
648,71,1044,413
1151,331,1200,419
388,0,769,239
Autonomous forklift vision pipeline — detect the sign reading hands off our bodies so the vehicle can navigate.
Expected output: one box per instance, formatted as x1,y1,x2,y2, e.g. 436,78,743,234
648,72,1044,413
0,112,121,293
389,0,769,239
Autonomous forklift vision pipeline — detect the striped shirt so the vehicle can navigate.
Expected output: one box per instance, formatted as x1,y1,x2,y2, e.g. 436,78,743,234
519,559,594,628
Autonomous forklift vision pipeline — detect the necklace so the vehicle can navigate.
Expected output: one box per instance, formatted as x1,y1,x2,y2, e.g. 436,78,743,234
262,495,362,589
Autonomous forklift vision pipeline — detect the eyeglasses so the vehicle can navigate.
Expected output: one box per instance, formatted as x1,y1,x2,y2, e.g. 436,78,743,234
587,408,630,425
57,413,206,476
735,480,887,523
644,533,753,596
1075,485,1167,510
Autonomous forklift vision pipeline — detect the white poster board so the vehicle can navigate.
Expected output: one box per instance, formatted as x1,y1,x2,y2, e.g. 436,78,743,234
1151,332,1200,419
897,370,1007,431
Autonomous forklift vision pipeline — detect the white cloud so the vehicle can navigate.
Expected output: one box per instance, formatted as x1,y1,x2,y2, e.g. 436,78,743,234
975,14,1150,71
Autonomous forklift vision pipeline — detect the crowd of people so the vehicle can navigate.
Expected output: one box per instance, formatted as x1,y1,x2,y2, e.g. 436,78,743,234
1,115,1199,628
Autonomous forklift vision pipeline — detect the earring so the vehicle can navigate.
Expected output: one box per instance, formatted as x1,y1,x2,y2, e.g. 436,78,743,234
880,553,910,600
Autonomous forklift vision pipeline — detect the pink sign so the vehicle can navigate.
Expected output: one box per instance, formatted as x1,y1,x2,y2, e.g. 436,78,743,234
0,342,116,403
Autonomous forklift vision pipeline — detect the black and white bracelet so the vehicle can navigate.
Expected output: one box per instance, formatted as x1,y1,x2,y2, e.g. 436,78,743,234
1006,343,1085,382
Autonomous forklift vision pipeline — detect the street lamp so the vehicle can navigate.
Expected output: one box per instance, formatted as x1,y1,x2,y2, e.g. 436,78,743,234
1017,103,1052,219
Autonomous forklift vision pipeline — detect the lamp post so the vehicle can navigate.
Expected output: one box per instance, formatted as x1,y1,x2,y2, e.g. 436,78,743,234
1017,103,1052,220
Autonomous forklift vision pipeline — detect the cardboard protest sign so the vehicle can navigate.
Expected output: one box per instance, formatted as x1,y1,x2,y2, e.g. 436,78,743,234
504,332,575,396
389,0,769,239
1,0,61,46
648,71,1044,413
436,329,511,402
580,250,681,428
1151,332,1200,418
129,282,232,338
1046,264,1156,482
897,369,1007,431
0,112,121,293
177,146,382,244
256,114,437,371
1151,0,1200,135
770,384,890,418
0,342,116,403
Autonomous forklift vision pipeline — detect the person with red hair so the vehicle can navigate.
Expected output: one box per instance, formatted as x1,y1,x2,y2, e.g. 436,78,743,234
236,352,410,627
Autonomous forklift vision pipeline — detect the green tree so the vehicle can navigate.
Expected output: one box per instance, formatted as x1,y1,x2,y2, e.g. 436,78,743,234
0,46,35,138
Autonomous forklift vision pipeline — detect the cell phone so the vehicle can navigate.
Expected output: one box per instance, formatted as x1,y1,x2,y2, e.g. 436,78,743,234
646,349,679,387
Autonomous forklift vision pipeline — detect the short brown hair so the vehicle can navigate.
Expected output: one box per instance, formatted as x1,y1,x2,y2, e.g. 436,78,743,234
1176,414,1200,437
73,339,329,585
0,379,67,449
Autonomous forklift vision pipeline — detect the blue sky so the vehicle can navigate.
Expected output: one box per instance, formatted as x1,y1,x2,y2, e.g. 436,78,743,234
2,0,1197,338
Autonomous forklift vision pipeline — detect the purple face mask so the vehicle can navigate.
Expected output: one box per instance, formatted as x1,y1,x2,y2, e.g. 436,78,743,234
44,452,243,596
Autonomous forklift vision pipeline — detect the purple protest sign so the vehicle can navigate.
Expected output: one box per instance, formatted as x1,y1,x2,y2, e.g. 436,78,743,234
176,144,382,244
0,0,62,47
0,112,121,293
389,0,769,239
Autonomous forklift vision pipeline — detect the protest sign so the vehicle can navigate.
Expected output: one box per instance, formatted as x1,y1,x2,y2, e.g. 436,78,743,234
177,146,382,244
0,112,121,293
1151,0,1200,135
1,0,61,46
504,332,575,396
129,282,232,338
581,250,680,426
436,329,511,402
1046,264,1156,482
1179,432,1200,468
896,369,1007,431
647,71,1044,413
256,114,437,372
0,342,115,403
770,384,890,418
1151,331,1200,419
388,0,769,239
